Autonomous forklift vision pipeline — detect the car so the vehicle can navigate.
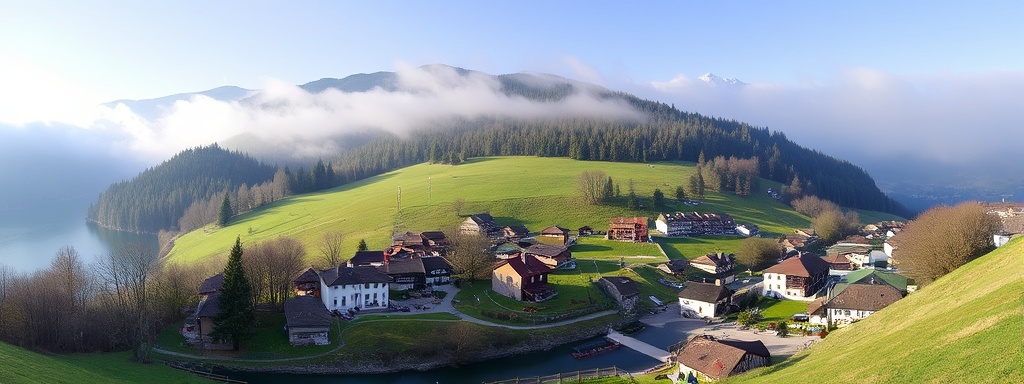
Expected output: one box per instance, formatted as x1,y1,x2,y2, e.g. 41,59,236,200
791,313,809,322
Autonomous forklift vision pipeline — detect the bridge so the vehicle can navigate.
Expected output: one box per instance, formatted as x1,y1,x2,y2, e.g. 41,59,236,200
607,330,672,362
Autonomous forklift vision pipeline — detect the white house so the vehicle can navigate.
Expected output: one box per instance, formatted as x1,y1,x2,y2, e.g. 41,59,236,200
677,281,731,318
736,224,759,237
994,234,1012,247
845,250,890,269
825,283,903,326
318,265,391,312
761,253,830,301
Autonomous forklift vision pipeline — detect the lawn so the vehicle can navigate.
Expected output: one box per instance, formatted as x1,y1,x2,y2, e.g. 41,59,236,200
608,264,684,305
756,297,810,323
166,157,826,266
571,236,664,262
0,341,210,384
655,236,745,261
155,312,338,360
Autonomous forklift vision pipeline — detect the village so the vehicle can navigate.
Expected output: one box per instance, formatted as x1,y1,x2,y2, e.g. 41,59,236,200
178,203,929,383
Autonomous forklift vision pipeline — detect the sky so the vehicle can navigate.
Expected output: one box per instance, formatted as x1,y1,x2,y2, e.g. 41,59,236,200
1,1,1023,192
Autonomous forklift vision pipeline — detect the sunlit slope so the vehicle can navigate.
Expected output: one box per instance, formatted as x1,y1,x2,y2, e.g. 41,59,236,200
730,237,1024,383
0,342,208,383
167,156,821,265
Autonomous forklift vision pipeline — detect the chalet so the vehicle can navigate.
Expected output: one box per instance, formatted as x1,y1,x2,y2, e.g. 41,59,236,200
736,224,759,237
284,295,332,346
690,253,736,284
182,273,230,349
595,277,640,312
349,250,386,267
421,256,454,286
540,225,571,245
461,213,499,236
502,225,531,241
658,259,690,276
608,217,649,242
318,265,391,312
578,226,594,236
655,212,736,236
675,335,770,381
822,253,853,272
825,283,903,326
294,268,321,297
377,255,426,290
494,243,523,260
420,231,449,250
762,253,830,300
524,243,574,269
492,254,557,302
392,231,426,249
677,281,731,318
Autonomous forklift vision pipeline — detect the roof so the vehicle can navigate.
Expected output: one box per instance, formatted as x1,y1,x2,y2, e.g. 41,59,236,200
377,257,425,275
285,296,332,328
294,268,320,284
841,270,908,292
393,231,424,245
822,253,851,265
806,297,826,316
504,225,530,236
838,235,871,245
421,256,453,272
828,283,903,311
198,273,223,294
675,335,769,379
470,213,495,224
420,231,448,241
660,259,690,272
196,292,220,318
495,254,550,278
610,217,648,226
524,243,569,258
691,253,734,268
763,253,829,278
319,265,392,286
677,282,731,303
350,250,385,266
598,277,640,297
540,225,570,235
658,212,734,223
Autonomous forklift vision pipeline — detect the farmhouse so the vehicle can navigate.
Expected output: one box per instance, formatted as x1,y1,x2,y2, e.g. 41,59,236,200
376,255,426,290
608,217,649,242
655,212,736,236
502,225,530,241
690,253,736,284
349,250,386,267
183,273,225,347
523,243,574,269
420,231,449,249
293,268,321,297
595,277,640,312
318,265,391,312
492,254,557,302
762,253,830,300
658,259,690,276
461,213,499,236
539,225,571,245
421,256,454,286
822,253,853,272
284,295,332,346
824,283,903,326
674,335,770,381
677,281,731,318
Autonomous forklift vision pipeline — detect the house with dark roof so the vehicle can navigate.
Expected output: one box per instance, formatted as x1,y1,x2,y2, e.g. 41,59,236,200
284,295,332,346
690,253,736,284
658,259,690,276
421,256,453,286
539,225,571,245
348,250,386,267
523,243,574,269
675,335,770,381
377,256,426,290
825,283,903,326
419,231,449,251
502,225,531,241
677,281,732,318
491,254,556,302
822,253,853,272
318,265,391,312
182,273,228,349
595,277,640,312
460,213,499,236
761,253,830,300
294,268,321,297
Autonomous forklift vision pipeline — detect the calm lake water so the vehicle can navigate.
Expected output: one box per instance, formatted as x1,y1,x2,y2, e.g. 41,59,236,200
0,197,157,273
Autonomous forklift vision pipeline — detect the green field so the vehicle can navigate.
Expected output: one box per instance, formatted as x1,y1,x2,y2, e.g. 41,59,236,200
167,157,819,265
727,237,1024,383
0,341,209,384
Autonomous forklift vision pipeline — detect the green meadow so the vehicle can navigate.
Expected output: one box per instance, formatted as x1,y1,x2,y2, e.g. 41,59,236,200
0,341,209,384
167,156,818,266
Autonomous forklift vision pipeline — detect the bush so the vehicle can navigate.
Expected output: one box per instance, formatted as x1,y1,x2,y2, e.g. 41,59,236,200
776,321,789,337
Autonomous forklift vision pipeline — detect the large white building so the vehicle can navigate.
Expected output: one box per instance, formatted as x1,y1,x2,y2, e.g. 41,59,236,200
318,265,392,312
655,212,736,236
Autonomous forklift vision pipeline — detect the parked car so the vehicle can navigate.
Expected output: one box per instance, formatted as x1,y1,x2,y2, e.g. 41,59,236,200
791,313,809,322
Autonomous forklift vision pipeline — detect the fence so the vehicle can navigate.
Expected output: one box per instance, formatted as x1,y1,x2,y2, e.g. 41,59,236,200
483,366,627,384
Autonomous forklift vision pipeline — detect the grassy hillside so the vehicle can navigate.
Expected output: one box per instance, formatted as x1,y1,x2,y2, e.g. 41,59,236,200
729,237,1024,383
0,342,208,383
167,157,819,265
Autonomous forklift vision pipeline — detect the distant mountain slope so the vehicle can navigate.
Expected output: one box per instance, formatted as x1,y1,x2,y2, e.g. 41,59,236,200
104,85,252,120
730,237,1024,383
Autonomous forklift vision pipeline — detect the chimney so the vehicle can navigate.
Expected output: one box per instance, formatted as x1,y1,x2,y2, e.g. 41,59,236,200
520,252,527,265
715,279,722,286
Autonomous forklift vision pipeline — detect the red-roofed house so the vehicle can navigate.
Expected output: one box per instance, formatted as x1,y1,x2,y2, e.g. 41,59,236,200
675,335,770,381
608,217,649,242
491,254,557,302
761,253,830,300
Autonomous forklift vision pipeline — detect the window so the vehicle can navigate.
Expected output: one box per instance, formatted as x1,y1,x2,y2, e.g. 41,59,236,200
373,293,378,300
333,299,337,307
342,297,346,306
364,283,370,289
365,294,370,300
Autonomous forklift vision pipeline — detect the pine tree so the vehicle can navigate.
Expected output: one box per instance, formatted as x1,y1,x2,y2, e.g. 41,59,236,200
211,237,255,350
652,188,664,208
218,192,233,226
603,177,614,201
675,185,686,201
358,239,368,251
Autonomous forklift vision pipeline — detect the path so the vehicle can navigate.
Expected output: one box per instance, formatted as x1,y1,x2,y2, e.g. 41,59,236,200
606,330,671,362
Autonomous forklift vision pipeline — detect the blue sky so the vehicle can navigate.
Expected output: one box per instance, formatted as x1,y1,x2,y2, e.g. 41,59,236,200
2,1,1021,100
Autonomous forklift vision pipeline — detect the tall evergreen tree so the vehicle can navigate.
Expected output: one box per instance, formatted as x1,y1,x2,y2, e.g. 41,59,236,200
358,239,368,251
652,188,665,208
211,237,255,350
603,176,614,201
218,192,233,226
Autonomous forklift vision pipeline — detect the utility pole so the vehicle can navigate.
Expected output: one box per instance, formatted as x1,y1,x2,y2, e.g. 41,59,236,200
397,186,402,211
428,176,431,204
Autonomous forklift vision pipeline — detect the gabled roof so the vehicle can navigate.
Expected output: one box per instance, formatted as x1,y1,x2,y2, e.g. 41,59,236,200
469,213,495,225
675,335,769,379
495,254,550,278
540,225,570,235
839,270,908,292
198,273,224,294
763,253,829,278
828,283,902,311
377,257,425,275
392,231,424,245
660,259,690,273
421,256,453,272
319,265,392,286
598,277,640,297
196,292,220,318
822,253,851,265
806,297,826,316
285,296,332,328
610,217,648,226
294,268,320,284
678,282,731,303
691,253,734,268
524,243,569,258
504,225,530,237
350,250,385,266
420,231,448,241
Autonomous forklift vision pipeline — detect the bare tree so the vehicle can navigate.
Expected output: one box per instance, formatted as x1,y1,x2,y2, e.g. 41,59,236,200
736,237,784,271
898,202,1000,285
245,237,306,306
49,246,92,351
151,262,205,324
445,228,494,280
576,170,607,205
95,242,159,362
452,198,466,217
318,231,344,269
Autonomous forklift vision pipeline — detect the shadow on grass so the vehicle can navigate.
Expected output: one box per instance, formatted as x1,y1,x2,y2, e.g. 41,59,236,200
571,244,614,252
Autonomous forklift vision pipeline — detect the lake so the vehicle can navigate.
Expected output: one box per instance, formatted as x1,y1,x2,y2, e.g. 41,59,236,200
0,197,157,273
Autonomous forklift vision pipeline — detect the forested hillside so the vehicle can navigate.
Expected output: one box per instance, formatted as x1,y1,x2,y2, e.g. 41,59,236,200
87,144,277,233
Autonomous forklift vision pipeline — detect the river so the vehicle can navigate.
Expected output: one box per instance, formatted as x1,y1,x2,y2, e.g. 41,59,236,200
0,197,158,273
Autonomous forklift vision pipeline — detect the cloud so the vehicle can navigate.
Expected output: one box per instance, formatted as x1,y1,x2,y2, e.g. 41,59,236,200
642,67,1024,170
